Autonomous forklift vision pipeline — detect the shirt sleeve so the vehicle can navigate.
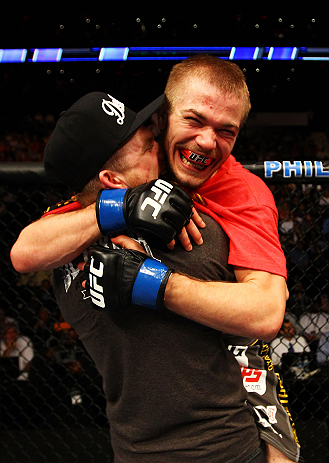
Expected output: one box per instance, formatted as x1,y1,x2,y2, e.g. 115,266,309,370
195,201,287,278
43,197,82,216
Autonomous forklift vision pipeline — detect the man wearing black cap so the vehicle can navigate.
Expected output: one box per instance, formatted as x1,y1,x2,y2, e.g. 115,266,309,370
44,92,165,193
12,90,267,462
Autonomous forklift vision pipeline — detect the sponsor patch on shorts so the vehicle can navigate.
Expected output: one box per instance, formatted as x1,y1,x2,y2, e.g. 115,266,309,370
241,367,267,395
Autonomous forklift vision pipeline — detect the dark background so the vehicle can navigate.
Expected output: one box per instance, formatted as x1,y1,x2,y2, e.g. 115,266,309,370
1,11,329,133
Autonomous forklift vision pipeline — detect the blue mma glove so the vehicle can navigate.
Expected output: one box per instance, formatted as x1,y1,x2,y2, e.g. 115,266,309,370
84,246,173,312
96,179,193,244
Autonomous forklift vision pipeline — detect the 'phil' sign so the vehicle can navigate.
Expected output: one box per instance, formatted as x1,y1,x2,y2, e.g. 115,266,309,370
264,161,329,179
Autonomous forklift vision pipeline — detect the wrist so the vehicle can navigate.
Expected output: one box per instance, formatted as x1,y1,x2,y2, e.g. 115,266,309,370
164,272,189,312
85,203,103,240
132,258,172,310
96,189,127,235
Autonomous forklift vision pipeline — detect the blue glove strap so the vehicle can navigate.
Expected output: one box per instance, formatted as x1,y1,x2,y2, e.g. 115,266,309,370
132,258,169,310
97,189,127,235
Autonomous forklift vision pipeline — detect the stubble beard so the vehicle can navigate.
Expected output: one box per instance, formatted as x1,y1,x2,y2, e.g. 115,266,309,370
160,155,204,192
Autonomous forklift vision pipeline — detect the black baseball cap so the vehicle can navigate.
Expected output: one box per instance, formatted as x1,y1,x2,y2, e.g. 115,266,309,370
44,91,165,192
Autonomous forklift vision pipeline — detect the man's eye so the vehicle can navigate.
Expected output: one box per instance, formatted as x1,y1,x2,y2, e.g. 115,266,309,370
186,117,202,124
220,129,236,137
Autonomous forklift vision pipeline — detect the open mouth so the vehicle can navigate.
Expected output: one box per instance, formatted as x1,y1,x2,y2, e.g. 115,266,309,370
180,150,213,171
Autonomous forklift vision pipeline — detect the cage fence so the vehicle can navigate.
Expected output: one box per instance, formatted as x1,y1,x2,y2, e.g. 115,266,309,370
0,163,328,463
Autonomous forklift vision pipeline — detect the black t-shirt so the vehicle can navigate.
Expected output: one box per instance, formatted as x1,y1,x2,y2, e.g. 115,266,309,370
52,213,260,462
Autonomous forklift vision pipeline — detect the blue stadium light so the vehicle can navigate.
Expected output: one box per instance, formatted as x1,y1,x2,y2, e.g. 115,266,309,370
128,56,190,61
267,47,298,60
2,46,329,63
302,57,329,61
291,47,298,60
301,48,329,61
32,48,63,62
0,49,27,63
306,47,329,53
128,47,232,61
61,57,99,61
61,48,100,62
99,47,129,61
229,47,260,60
129,47,232,52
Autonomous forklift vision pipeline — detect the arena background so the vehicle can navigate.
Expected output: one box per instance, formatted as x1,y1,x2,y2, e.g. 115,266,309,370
1,12,329,463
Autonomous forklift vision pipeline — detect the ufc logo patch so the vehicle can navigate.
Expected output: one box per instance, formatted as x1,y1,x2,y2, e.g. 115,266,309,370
89,256,105,308
140,179,173,219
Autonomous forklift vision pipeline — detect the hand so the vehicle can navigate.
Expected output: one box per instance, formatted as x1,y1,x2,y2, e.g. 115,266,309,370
110,235,146,252
96,179,193,244
167,207,205,251
78,235,146,287
80,245,173,312
111,206,205,253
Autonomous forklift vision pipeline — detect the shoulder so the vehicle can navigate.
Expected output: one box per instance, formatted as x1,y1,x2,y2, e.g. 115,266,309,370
199,155,276,209
229,158,275,206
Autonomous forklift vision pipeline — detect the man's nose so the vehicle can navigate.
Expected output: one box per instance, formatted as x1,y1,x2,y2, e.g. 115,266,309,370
195,127,216,151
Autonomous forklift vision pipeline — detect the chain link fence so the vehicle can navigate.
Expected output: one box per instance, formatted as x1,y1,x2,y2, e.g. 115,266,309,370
1,162,329,462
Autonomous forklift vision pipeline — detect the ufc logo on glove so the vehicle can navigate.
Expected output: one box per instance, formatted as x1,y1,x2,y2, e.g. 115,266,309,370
140,179,173,219
96,179,193,243
88,256,105,308
83,246,173,313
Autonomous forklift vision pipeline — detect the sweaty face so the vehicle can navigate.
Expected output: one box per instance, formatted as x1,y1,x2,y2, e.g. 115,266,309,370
163,78,245,190
119,125,160,188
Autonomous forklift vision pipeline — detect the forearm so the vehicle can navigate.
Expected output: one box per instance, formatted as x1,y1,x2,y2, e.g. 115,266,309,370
10,203,102,272
266,443,294,462
164,272,286,340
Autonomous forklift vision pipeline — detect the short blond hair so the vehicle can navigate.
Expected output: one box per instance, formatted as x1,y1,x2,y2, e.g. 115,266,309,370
165,54,251,125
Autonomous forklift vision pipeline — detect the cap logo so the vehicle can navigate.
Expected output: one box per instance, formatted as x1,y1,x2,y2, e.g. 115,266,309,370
102,94,125,125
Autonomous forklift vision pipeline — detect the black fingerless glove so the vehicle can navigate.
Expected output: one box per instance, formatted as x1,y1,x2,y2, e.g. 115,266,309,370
96,179,193,243
84,246,173,312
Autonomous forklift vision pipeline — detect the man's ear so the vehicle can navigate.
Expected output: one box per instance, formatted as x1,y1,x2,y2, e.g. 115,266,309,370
98,170,127,189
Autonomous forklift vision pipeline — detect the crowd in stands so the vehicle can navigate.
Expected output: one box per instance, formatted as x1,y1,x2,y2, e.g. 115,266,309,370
0,279,106,429
0,112,55,162
1,112,329,164
1,114,329,164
